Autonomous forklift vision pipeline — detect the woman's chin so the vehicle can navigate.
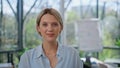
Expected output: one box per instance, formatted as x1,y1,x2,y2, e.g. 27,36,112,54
46,38,56,42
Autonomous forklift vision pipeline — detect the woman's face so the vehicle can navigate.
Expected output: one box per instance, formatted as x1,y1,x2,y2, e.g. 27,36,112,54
37,14,62,42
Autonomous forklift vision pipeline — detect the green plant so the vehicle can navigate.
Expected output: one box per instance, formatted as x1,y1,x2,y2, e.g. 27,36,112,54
115,39,120,47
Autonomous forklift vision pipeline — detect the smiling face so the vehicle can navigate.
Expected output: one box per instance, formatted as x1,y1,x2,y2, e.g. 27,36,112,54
37,14,62,42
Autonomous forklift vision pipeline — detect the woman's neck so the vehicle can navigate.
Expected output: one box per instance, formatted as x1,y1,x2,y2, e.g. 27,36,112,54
42,41,58,55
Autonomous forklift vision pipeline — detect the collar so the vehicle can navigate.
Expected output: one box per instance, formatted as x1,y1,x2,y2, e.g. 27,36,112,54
34,43,64,59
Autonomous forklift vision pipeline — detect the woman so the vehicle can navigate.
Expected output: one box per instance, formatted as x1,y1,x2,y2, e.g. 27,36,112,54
18,8,83,68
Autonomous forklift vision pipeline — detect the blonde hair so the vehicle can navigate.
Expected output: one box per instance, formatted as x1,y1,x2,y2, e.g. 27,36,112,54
36,8,63,28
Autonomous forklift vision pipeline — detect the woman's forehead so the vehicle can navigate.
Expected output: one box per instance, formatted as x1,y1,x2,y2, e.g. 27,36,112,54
41,14,58,22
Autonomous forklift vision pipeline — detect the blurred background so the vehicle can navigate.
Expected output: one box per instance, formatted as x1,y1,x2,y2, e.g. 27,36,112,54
0,0,120,68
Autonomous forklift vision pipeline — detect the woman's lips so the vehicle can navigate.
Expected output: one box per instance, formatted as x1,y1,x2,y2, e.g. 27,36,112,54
47,34,55,37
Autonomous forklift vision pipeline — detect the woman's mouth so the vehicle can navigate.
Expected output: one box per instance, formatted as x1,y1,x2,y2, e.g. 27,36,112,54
47,34,55,37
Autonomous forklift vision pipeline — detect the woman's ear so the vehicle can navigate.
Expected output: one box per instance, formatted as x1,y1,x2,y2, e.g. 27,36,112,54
59,26,63,34
36,25,39,32
36,25,41,35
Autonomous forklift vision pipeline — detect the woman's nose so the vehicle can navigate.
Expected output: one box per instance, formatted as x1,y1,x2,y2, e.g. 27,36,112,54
47,25,53,31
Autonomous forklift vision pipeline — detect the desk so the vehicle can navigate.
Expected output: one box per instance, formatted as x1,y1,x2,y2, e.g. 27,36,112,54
0,63,13,68
104,59,120,67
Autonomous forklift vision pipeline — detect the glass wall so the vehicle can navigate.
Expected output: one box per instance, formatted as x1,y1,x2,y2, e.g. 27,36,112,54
0,0,120,67
0,0,17,51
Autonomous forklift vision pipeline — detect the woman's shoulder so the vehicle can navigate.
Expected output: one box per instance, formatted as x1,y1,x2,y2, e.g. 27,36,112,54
60,45,78,54
21,45,42,58
59,45,80,59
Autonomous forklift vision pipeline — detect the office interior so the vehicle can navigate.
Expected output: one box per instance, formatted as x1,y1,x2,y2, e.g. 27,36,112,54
0,0,120,68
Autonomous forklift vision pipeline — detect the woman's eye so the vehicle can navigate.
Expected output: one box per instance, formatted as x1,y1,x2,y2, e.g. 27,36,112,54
42,23,47,26
52,23,58,26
